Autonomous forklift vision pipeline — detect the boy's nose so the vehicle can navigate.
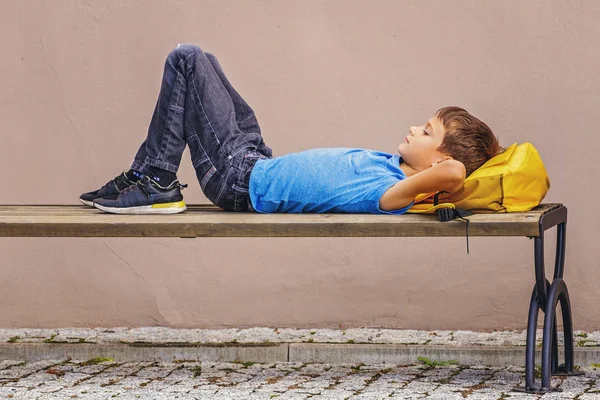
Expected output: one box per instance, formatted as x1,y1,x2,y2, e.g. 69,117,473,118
409,126,417,136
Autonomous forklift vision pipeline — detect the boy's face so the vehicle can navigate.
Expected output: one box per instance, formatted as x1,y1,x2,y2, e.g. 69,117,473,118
398,116,448,171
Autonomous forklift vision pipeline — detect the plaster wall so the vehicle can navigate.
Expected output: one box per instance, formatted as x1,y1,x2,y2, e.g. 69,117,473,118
1,1,598,330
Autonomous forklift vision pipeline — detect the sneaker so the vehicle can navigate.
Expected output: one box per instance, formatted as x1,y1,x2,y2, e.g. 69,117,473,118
80,172,137,207
93,176,188,214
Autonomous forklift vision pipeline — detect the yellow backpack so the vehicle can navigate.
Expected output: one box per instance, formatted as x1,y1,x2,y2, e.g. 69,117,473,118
407,142,550,214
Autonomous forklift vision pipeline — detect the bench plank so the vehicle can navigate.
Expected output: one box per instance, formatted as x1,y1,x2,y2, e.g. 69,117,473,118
0,204,560,238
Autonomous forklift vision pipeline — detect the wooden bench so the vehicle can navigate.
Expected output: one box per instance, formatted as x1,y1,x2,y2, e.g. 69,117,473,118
0,203,581,393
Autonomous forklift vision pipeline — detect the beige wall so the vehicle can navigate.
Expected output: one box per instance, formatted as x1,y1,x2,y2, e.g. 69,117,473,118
1,1,598,331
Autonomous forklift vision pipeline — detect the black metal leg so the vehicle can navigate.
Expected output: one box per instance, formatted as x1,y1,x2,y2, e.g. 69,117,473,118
520,278,582,393
549,221,582,377
561,285,575,373
552,318,559,375
515,215,581,394
553,222,566,280
534,236,548,311
541,278,584,385
541,279,565,390
519,280,553,393
517,236,555,393
523,286,540,391
550,279,584,377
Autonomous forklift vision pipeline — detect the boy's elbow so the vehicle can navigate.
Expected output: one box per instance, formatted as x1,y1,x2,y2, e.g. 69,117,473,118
446,160,466,191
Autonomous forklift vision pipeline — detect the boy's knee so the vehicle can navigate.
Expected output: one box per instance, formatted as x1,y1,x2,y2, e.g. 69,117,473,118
205,52,216,62
169,43,203,62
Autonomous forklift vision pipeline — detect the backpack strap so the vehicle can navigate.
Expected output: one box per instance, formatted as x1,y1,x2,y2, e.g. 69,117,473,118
409,191,456,213
437,207,474,254
407,192,455,214
408,192,473,252
437,207,474,221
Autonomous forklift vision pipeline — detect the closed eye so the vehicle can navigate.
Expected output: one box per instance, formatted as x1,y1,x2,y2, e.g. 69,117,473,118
423,129,429,136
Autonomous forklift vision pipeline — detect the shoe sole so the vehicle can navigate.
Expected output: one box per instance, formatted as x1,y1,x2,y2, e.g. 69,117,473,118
80,199,94,207
93,201,187,215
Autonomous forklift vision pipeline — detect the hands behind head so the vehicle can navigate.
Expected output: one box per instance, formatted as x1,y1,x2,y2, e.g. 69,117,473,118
431,156,454,168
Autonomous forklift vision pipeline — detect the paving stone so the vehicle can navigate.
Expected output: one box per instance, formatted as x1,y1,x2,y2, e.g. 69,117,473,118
0,387,28,397
35,382,66,393
318,389,357,399
0,364,41,379
133,364,177,378
349,392,392,399
108,361,155,376
486,368,524,384
70,362,116,375
450,367,494,385
9,374,62,390
0,360,28,369
0,361,596,399
49,371,91,387
399,380,440,395
388,389,431,399
544,392,589,400
418,365,461,382
557,376,595,397
274,389,315,399
426,392,468,400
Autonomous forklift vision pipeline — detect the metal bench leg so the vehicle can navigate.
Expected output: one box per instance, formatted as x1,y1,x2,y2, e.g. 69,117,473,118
519,280,557,393
547,221,583,378
515,219,583,393
523,285,541,392
540,278,584,386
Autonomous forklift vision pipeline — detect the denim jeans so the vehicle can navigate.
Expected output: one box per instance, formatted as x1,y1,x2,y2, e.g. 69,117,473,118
131,44,272,211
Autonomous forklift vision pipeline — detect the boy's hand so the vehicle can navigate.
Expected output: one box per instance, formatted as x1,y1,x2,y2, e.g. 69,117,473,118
380,159,466,211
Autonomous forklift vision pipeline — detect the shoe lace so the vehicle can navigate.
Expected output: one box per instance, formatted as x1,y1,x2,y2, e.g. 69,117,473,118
120,177,186,202
98,173,132,192
120,180,148,198
151,179,188,191
115,173,130,189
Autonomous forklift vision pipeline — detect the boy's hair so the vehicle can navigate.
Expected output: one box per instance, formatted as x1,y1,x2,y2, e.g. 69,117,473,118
436,106,503,176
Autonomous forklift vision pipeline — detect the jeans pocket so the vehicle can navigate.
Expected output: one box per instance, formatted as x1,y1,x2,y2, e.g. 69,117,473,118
232,183,250,212
188,134,218,190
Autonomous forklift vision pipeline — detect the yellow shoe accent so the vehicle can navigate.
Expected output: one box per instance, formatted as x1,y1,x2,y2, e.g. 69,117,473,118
151,201,186,209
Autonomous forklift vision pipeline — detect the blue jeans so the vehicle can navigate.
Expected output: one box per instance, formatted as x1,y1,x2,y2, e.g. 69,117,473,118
131,44,272,211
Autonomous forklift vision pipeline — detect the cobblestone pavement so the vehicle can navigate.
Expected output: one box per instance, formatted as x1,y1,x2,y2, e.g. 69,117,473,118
0,359,599,400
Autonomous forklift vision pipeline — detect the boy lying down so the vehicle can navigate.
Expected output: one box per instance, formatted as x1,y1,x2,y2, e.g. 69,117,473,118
81,44,502,215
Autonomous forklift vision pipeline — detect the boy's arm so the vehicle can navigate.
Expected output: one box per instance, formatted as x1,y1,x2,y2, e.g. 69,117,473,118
379,159,466,211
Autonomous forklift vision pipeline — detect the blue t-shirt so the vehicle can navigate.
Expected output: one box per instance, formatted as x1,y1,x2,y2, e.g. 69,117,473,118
248,148,411,214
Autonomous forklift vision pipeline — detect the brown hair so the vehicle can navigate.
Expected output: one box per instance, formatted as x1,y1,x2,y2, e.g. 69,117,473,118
436,106,503,176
